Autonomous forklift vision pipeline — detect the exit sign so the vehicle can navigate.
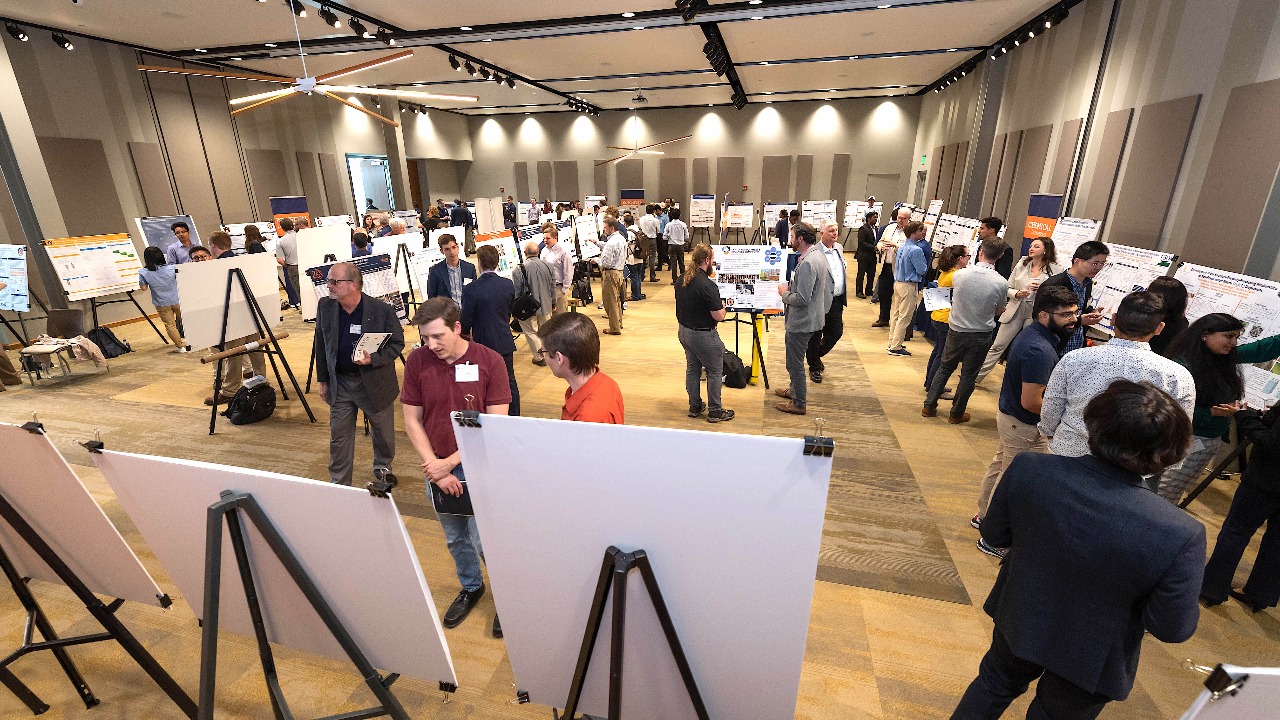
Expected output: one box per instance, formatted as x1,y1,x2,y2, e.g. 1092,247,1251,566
921,155,927,166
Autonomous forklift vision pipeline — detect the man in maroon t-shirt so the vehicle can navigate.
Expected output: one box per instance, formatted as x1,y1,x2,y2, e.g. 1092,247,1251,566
401,297,511,637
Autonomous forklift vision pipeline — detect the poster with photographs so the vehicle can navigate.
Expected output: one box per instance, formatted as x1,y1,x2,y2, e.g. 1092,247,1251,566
713,245,785,311
475,230,522,279
307,253,407,324
843,201,884,229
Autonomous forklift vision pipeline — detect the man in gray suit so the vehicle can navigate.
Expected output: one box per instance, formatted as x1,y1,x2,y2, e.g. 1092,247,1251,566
774,221,833,415
511,241,557,366
314,262,405,486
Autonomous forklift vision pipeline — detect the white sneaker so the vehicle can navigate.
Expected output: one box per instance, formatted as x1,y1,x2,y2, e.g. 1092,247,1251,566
174,346,189,354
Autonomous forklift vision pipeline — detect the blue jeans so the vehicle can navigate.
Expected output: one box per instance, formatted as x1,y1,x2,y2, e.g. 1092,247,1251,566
627,263,644,299
925,319,949,391
435,465,485,592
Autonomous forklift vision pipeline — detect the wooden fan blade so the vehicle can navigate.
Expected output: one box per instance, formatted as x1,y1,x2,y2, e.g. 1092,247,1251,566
315,50,415,82
606,146,637,151
230,90,297,116
594,152,634,167
137,65,291,84
637,135,692,151
322,92,400,127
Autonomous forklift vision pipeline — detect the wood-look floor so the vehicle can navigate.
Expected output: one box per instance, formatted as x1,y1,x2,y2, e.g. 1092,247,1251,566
0,264,1276,719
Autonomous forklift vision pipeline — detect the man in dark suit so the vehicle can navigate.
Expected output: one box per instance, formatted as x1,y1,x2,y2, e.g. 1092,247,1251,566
502,195,517,230
313,262,406,486
461,245,520,416
426,232,477,311
449,198,476,255
773,209,790,248
953,379,1203,719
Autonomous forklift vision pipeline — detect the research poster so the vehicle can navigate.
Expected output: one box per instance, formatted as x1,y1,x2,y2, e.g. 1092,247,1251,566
931,214,981,253
475,231,522,279
689,194,717,228
1049,216,1100,261
583,195,607,214
1174,263,1280,342
313,215,354,228
0,245,29,312
801,200,837,228
713,245,785,311
922,199,944,239
574,214,600,245
45,234,143,302
1243,363,1280,410
1089,244,1176,333
224,221,279,253
724,203,754,229
843,201,883,228
307,253,407,324
763,203,798,224
409,246,445,297
133,215,200,254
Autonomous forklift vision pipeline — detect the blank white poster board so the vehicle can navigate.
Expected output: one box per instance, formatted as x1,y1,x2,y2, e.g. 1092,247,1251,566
93,451,457,686
1180,665,1280,719
455,415,833,720
176,253,281,351
0,423,163,606
296,225,355,321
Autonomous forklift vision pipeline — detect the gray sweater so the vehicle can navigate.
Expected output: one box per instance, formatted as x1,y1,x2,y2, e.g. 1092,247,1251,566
781,246,834,333
948,263,1008,332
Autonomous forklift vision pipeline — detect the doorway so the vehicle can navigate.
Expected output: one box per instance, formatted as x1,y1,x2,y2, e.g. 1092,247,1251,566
347,154,395,217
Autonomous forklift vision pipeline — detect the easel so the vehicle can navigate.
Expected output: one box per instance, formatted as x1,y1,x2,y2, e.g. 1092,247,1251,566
0,314,27,347
552,546,709,720
690,227,711,245
3,288,50,347
729,309,770,389
724,228,747,245
86,290,169,344
1179,439,1250,510
841,226,856,246
0,425,197,718
199,489,422,720
392,244,421,314
208,267,314,434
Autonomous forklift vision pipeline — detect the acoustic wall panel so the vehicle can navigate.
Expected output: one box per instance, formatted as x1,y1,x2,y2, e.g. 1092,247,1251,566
616,159,643,192
146,70,221,235
982,133,1009,218
593,161,608,198
513,161,530,202
127,142,177,218
245,149,290,224
188,76,253,223
794,155,813,200
658,157,688,203
760,155,793,204
37,137,128,237
1108,95,1201,250
936,144,958,212
553,160,579,203
1083,108,1134,223
949,142,970,214
1048,118,1084,195
715,156,745,202
829,154,851,206
319,153,349,218
1002,124,1053,250
536,161,554,201
992,130,1023,220
692,157,711,194
296,152,328,217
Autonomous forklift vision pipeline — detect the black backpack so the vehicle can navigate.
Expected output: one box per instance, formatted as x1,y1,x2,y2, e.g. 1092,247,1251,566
722,351,748,389
222,384,276,425
85,327,132,358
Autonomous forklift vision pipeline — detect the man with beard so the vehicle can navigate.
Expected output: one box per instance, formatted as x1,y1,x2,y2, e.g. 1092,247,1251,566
972,286,1078,558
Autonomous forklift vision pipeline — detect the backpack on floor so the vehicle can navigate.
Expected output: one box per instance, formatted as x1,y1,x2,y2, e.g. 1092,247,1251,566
222,381,276,425
85,326,132,359
722,350,748,389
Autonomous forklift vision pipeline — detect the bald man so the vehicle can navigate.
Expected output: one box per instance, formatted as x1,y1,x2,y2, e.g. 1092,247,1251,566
314,262,406,486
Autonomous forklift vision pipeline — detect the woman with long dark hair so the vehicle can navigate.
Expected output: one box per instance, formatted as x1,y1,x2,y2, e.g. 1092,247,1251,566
977,237,1058,384
1146,276,1189,357
1159,312,1280,503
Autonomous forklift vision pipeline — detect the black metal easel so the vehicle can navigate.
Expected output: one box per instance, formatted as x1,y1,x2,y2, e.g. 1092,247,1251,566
0,314,27,347
690,227,711,246
87,290,169,343
1,288,49,347
723,228,747,245
552,546,709,720
199,489,431,720
1179,439,1250,509
392,243,422,315
208,267,314,434
0,425,196,718
729,310,770,389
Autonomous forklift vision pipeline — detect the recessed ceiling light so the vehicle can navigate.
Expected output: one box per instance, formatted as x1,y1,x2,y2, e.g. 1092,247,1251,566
751,16,763,20
460,26,472,31
264,43,276,48
761,61,769,65
633,26,645,30
483,38,492,42
195,48,207,52
230,57,243,61
877,4,892,8
766,101,772,104
749,0,763,4
947,48,957,52
763,91,773,95
622,12,635,17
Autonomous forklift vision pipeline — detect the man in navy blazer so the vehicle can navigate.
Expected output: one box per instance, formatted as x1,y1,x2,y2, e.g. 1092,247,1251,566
953,379,1204,720
426,232,476,310
461,245,520,416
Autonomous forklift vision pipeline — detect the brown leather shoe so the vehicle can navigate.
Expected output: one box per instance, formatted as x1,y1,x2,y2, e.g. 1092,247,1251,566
871,320,889,328
774,387,792,399
204,394,235,407
602,329,621,336
921,406,937,417
948,413,971,424
775,401,807,415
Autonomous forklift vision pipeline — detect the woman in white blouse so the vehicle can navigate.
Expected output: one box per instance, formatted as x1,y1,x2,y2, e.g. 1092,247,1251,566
976,238,1059,384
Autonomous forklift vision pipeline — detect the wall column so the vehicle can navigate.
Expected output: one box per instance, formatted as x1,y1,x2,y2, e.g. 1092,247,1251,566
381,104,412,211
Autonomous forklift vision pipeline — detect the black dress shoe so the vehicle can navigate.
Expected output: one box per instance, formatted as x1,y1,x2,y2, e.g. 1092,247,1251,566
1199,593,1225,608
442,584,485,628
492,614,502,638
810,370,822,384
1229,589,1266,613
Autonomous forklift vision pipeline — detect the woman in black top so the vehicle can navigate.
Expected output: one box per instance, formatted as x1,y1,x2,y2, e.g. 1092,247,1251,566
1202,402,1280,612
675,244,733,423
855,211,879,299
1146,276,1188,357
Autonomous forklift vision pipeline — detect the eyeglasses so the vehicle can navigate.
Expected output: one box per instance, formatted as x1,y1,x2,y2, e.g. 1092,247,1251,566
325,278,356,286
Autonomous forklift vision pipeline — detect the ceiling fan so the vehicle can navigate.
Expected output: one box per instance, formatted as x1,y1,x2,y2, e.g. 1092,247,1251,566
596,91,691,166
136,6,477,127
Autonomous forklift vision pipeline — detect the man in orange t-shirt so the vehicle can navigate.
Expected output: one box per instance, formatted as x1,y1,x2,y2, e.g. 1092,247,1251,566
538,313,624,424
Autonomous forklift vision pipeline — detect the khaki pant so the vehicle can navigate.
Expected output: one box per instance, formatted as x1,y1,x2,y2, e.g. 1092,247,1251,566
601,269,624,333
216,333,268,398
887,281,919,350
519,312,551,358
553,286,568,315
978,411,1047,518
0,350,20,388
156,304,184,347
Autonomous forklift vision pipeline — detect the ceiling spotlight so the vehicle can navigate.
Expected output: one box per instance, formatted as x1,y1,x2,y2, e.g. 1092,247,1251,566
349,18,371,38
479,66,490,80
286,0,307,18
676,0,708,23
460,26,473,31
506,77,515,88
749,0,763,4
449,54,460,71
319,6,341,27
622,11,635,17
52,32,73,51
1014,39,1020,47
5,22,27,42
1000,46,1007,54
464,60,475,75
1028,30,1035,38
264,43,277,47
376,27,395,46
492,73,503,84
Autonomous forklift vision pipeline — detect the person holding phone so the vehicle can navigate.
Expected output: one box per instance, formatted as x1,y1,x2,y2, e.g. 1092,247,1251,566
1036,241,1110,353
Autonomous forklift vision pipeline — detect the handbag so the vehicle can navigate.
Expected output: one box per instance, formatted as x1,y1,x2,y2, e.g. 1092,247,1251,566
430,479,474,516
511,267,541,321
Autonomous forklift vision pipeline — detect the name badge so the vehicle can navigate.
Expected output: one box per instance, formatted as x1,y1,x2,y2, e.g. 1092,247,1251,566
349,324,362,334
455,363,479,382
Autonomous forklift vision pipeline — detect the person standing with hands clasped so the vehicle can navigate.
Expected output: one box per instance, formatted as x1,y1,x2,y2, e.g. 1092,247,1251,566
401,297,511,638
313,262,405,487
676,244,733,423
775,222,833,416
